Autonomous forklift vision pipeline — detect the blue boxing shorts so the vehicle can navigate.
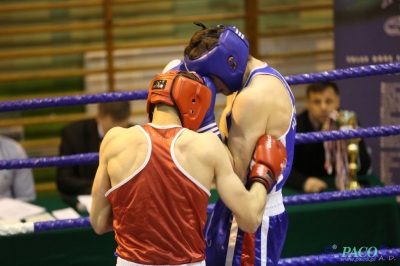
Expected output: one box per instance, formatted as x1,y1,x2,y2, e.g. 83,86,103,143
204,190,288,266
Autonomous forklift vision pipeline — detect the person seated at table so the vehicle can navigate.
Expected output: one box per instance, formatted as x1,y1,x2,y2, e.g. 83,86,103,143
285,81,371,193
0,134,36,201
90,71,286,265
56,101,131,197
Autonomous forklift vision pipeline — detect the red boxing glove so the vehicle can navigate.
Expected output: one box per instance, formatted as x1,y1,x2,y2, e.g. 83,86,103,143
249,135,287,193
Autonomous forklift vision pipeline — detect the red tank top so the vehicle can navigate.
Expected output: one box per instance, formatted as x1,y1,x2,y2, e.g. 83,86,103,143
106,124,210,264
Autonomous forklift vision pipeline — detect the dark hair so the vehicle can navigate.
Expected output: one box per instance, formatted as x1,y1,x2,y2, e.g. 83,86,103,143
306,82,340,98
184,27,224,59
98,101,131,121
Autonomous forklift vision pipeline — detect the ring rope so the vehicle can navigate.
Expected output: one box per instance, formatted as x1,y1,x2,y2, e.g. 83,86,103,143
0,90,148,112
206,184,400,213
1,125,399,170
0,217,91,236
295,125,400,144
284,185,400,205
1,62,400,112
284,62,400,85
0,153,98,170
34,217,91,232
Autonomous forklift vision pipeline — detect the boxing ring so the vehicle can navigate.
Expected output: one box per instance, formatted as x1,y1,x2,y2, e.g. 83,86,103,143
1,62,400,265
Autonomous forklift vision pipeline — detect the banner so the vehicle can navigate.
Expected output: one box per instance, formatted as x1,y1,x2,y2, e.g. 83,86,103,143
334,0,400,185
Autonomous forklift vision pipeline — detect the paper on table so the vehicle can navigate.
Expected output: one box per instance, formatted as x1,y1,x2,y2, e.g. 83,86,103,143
0,198,45,220
25,212,56,223
52,208,81,220
0,218,21,225
77,195,92,214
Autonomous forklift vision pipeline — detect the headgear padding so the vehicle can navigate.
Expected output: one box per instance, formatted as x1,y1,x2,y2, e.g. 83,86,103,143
147,70,212,131
184,25,249,93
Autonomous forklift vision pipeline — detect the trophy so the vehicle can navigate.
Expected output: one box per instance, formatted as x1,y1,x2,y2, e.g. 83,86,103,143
337,110,361,190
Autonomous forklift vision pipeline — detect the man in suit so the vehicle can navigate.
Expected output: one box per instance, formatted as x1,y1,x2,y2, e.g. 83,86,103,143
56,101,131,196
285,81,371,193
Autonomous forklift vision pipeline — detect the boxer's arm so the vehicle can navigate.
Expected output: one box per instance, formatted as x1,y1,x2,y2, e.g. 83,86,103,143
227,87,268,181
228,78,290,182
209,136,267,233
90,136,113,235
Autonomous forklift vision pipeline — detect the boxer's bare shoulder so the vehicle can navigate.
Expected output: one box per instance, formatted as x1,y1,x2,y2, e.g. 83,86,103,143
174,130,227,169
237,75,293,137
173,129,232,191
101,126,147,156
178,130,222,152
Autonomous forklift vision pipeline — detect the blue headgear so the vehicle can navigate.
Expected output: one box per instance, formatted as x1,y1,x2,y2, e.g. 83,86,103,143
184,23,249,93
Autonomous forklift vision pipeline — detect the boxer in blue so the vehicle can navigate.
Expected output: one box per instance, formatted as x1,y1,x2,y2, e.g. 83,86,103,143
163,22,296,266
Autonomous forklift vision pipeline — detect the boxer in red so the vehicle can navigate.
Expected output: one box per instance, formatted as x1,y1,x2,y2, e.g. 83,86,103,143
90,70,287,266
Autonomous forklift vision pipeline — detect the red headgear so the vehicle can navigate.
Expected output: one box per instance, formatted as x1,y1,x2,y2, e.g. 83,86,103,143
147,70,212,131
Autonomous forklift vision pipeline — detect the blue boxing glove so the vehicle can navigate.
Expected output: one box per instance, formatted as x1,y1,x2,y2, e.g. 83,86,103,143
197,76,221,139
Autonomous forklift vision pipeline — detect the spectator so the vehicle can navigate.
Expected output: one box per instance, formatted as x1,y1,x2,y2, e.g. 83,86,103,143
285,81,371,193
0,134,36,201
56,101,131,196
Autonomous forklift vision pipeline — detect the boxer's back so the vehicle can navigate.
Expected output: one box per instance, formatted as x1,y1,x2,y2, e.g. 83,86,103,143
105,123,212,264
104,124,217,191
104,125,149,188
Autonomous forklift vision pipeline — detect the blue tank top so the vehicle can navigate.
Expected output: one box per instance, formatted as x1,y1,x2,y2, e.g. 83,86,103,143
226,64,296,191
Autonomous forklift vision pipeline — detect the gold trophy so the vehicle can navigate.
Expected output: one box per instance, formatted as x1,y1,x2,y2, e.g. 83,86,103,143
337,110,361,190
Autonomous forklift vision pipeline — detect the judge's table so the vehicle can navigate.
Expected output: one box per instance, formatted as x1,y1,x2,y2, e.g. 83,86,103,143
0,197,116,266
